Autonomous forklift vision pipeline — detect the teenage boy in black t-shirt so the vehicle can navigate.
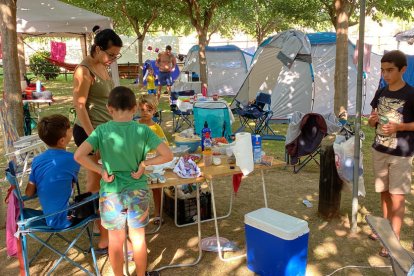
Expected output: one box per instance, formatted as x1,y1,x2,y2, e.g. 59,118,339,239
368,50,414,257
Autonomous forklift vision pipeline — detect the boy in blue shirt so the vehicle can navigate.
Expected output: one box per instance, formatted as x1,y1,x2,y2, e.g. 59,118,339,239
25,114,80,229
75,86,173,276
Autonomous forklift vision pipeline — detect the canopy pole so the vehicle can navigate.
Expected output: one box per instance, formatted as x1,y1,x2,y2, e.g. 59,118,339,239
352,0,366,233
80,34,88,59
17,34,26,89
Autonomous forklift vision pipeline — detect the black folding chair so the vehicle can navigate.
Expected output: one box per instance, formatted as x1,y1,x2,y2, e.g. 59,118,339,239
285,113,327,173
170,90,195,132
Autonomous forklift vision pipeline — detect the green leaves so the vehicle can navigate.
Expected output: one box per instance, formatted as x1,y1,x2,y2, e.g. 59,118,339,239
29,51,60,80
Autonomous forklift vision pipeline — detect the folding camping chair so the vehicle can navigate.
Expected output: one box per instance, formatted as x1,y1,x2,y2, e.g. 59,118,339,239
366,215,414,276
5,161,100,276
193,100,232,140
234,92,285,140
285,113,328,173
170,90,195,132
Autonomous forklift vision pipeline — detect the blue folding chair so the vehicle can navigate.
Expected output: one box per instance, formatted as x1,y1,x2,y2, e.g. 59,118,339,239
170,90,195,132
193,100,232,140
234,92,285,141
5,161,100,276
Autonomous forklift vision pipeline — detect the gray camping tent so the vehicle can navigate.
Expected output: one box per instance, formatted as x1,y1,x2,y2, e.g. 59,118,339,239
232,31,382,119
395,28,414,42
173,45,252,96
231,30,314,119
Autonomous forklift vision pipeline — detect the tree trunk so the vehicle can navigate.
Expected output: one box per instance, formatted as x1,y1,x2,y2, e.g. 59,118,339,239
318,135,342,220
0,0,23,136
138,36,144,85
198,32,208,95
334,0,349,117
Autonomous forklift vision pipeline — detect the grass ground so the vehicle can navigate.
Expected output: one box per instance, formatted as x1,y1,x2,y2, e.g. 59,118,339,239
0,75,407,275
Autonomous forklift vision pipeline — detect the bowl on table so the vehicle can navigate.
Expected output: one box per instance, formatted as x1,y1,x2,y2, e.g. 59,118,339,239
170,145,190,157
174,140,200,153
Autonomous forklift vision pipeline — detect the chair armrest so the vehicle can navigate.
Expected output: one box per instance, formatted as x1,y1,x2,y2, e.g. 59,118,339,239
233,99,242,108
5,141,47,157
18,193,99,227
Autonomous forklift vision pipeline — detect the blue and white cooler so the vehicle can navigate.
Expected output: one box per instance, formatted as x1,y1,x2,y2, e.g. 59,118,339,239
245,208,309,276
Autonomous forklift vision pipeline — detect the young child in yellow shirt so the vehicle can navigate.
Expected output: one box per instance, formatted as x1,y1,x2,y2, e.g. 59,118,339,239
143,67,157,95
138,94,168,224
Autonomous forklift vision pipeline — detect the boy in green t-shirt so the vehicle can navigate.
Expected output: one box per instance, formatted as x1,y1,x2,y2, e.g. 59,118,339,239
75,86,173,276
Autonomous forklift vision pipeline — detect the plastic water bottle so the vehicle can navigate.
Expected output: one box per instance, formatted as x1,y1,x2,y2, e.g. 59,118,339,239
36,80,42,92
201,121,211,151
252,134,262,163
203,132,213,166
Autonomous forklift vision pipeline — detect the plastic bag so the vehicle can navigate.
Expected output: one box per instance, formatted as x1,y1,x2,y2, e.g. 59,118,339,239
173,157,201,178
333,135,366,197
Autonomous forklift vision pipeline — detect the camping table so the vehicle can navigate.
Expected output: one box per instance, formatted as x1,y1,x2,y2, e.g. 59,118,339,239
202,157,285,262
194,99,235,124
22,98,53,121
144,157,285,272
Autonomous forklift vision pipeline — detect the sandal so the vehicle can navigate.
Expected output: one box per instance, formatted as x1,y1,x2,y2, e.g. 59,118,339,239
152,217,164,225
368,233,379,241
379,247,389,258
94,247,108,255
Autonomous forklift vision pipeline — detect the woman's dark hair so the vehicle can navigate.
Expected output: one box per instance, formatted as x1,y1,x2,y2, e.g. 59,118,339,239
90,25,123,57
108,86,137,111
38,114,70,146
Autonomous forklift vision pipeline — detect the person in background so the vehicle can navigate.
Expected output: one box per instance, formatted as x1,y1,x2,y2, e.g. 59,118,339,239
368,50,414,257
138,94,168,225
143,66,157,95
72,25,123,254
75,86,173,276
26,115,79,229
155,45,176,99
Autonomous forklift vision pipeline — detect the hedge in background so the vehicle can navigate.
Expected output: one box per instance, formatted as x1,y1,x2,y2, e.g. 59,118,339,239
29,51,60,80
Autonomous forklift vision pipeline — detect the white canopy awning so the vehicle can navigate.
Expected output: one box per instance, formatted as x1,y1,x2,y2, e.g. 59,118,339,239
17,0,112,35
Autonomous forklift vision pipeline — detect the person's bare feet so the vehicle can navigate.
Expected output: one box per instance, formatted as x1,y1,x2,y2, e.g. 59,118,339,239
368,233,379,241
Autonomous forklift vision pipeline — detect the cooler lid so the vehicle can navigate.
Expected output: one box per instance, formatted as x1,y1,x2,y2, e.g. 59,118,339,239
245,208,309,240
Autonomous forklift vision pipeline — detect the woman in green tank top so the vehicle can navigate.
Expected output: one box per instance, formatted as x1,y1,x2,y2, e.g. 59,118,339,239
72,25,123,253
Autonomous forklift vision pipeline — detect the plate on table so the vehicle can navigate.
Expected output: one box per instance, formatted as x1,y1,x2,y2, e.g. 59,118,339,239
184,154,201,163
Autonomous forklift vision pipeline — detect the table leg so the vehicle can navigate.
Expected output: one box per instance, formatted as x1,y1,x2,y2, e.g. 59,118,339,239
146,188,164,235
155,183,203,271
261,169,268,208
210,178,246,262
174,181,234,228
